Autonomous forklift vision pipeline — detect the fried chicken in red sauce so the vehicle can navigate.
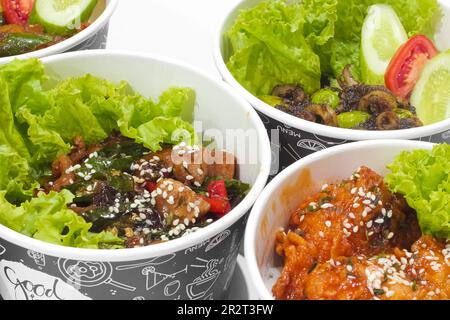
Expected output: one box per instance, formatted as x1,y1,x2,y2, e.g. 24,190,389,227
273,166,448,300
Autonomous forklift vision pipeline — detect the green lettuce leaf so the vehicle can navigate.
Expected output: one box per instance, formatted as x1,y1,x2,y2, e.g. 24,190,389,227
134,117,195,151
0,190,124,248
385,144,450,239
0,145,37,203
226,0,336,95
0,77,31,160
226,0,441,91
0,59,197,249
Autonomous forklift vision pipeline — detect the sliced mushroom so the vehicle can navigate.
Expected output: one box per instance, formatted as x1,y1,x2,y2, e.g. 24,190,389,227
376,112,400,130
272,84,306,104
399,117,423,129
304,104,338,126
358,90,398,115
339,65,359,87
296,110,317,123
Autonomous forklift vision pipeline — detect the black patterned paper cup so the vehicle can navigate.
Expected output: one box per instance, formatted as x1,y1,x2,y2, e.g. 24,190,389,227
244,140,435,299
0,51,271,300
0,0,118,64
213,0,450,177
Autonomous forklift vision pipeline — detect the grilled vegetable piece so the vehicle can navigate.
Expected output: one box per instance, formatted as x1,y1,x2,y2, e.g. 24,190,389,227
0,31,53,56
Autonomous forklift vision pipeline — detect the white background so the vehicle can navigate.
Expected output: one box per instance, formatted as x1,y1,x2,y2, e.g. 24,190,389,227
107,0,242,77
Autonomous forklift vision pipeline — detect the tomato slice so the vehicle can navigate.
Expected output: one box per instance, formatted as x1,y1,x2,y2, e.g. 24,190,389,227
207,180,228,199
206,197,231,217
1,0,34,25
385,35,438,99
145,181,157,193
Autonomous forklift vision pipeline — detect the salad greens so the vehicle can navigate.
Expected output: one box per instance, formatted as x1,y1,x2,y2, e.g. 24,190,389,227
0,58,196,249
226,0,441,96
385,144,450,239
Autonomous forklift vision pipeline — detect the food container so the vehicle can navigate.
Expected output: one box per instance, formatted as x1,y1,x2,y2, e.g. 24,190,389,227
213,0,450,175
0,50,271,300
244,140,434,299
0,0,119,63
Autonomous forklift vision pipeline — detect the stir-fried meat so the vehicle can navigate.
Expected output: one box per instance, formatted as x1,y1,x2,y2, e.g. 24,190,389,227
273,166,423,300
303,236,449,300
41,134,246,248
146,145,236,186
204,149,236,180
51,155,75,191
154,178,210,223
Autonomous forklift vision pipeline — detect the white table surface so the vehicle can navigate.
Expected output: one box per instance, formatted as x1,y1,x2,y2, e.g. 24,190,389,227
107,0,241,78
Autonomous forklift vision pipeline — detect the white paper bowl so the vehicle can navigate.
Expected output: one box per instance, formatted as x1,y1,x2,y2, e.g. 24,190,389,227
244,140,435,299
214,0,450,175
0,50,271,300
0,0,118,63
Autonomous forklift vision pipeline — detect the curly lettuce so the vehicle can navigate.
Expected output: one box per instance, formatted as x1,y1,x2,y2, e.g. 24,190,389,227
385,144,450,239
226,0,441,94
0,190,124,249
0,58,197,249
226,0,337,95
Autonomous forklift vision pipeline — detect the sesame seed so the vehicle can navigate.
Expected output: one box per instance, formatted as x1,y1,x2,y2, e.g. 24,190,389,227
375,218,384,224
186,175,194,181
387,232,394,239
325,221,332,228
321,203,334,209
319,231,325,238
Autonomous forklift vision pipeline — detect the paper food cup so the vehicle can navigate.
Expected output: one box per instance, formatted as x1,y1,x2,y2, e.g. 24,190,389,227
213,0,450,176
0,0,119,63
244,140,434,299
0,50,271,300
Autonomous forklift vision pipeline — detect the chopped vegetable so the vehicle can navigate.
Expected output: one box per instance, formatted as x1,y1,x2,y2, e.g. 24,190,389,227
311,88,340,109
360,4,408,85
385,144,450,239
29,0,98,36
410,50,450,125
1,0,34,25
385,35,438,98
337,111,371,128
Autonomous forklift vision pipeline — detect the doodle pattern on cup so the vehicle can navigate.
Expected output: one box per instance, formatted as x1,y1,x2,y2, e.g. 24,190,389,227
0,214,248,300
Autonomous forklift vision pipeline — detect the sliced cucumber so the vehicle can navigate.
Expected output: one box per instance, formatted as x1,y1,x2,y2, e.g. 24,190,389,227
29,0,99,36
361,4,408,85
411,51,450,125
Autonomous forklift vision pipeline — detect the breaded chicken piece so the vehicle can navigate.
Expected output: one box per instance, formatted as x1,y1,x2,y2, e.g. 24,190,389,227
273,166,422,300
303,236,449,300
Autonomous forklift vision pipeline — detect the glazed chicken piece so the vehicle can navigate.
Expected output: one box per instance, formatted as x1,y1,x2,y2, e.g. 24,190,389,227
303,236,449,300
146,144,236,186
273,166,422,300
153,178,210,223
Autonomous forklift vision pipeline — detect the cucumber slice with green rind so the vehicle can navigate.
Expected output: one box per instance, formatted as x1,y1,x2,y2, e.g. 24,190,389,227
411,51,450,125
29,0,99,36
361,4,408,85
